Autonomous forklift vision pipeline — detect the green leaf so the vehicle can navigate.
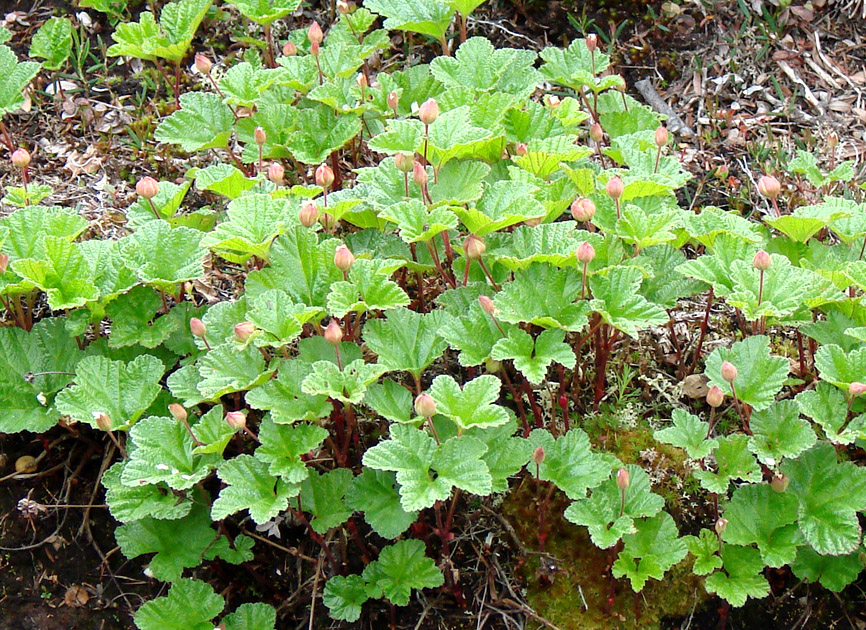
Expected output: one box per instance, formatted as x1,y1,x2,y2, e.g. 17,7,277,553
221,602,276,630
454,180,544,236
364,379,414,424
301,359,387,405
155,92,234,151
255,416,327,482
527,428,610,499
245,289,308,349
704,545,770,607
134,578,224,630
155,0,213,61
246,360,331,424
426,105,493,168
589,266,669,337
797,382,866,445
102,461,192,523
300,468,354,534
191,406,236,456
197,344,274,401
365,0,453,39
653,409,718,460
790,546,865,592
327,259,410,317
362,539,444,606
491,328,575,384
231,0,301,24
781,443,866,555
368,119,424,155
494,263,590,331
285,105,361,165
106,287,181,349
726,254,810,321
192,164,258,200
539,38,614,91
0,45,40,115
486,222,581,271
469,419,532,492
118,505,217,583
212,454,299,524
565,465,665,549
704,336,788,411
119,221,204,289
722,484,802,567
323,575,370,622
346,469,419,539
54,354,165,430
815,344,866,390
684,529,723,575
611,513,687,592
438,298,515,366
380,199,458,244
11,237,98,309
612,202,680,251
29,17,72,70
693,435,762,494
363,307,448,378
431,37,539,96
683,206,761,249
430,374,509,431
747,400,816,464
202,194,296,263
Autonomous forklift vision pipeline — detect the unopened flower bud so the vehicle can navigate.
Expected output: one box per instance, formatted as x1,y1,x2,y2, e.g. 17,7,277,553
753,250,771,271
92,411,112,432
254,126,267,146
586,34,598,52
319,212,337,231
299,201,319,227
334,244,355,272
356,73,368,89
194,53,212,74
414,393,436,418
616,467,630,490
0,253,8,274
720,361,737,384
308,21,324,45
590,123,603,143
606,176,624,200
310,41,320,56
337,0,351,14
478,295,496,315
770,473,790,493
387,91,399,111
828,132,839,149
225,411,246,431
315,163,334,189
515,142,528,156
168,403,188,422
576,241,595,264
190,317,207,339
570,198,596,222
463,234,486,260
715,164,729,179
849,382,866,397
234,321,255,342
706,385,724,408
267,162,284,185
532,446,545,466
11,148,29,169
419,98,439,125
394,152,414,173
757,175,780,199
655,126,669,147
412,161,428,187
545,94,561,108
136,176,159,200
324,319,342,345
283,41,297,56
714,517,727,535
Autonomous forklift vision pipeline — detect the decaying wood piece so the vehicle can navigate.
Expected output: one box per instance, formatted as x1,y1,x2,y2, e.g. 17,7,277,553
634,78,695,138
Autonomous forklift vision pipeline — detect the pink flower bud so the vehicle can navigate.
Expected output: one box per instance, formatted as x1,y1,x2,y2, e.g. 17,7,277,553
714,517,727,535
0,253,9,274
315,163,334,189
324,319,342,345
267,162,284,185
757,175,780,199
570,198,596,222
92,411,112,432
234,321,255,342
706,385,724,408
225,411,246,431
586,34,598,52
308,21,324,45
136,176,159,200
532,446,545,466
478,295,496,315
576,241,595,264
190,317,207,339
463,234,486,260
310,41,320,56
283,41,297,56
394,152,414,173
720,361,737,384
337,0,351,14
589,123,603,143
412,161,428,187
770,473,790,493
828,132,839,149
387,91,399,111
752,250,771,271
299,201,319,227
419,98,439,125
194,53,212,74
414,393,436,417
545,94,561,108
515,142,528,156
319,212,337,231
849,382,866,397
254,126,267,145
616,467,630,490
334,244,355,272
168,403,187,422
356,73,368,89
654,126,669,147
606,176,624,200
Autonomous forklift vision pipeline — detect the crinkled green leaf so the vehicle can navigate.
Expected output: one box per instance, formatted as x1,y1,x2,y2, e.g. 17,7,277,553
704,335,788,411
301,359,386,405
654,409,718,460
346,469,419,539
211,454,299,524
704,545,769,607
790,546,865,592
589,266,668,337
684,529,723,575
527,428,609,499
495,263,590,331
722,484,802,567
0,45,40,115
134,578,224,630
323,575,370,622
430,374,509,431
246,360,331,423
693,435,762,494
797,382,866,445
362,539,444,606
748,400,816,464
255,416,327,482
611,512,687,592
300,468,353,534
327,259,410,317
815,343,866,390
155,92,233,151
363,307,448,377
29,17,72,70
103,461,192,523
491,328,575,385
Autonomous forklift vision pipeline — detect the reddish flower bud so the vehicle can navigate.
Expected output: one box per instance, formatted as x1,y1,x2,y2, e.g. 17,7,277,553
478,295,496,315
715,164,729,179
752,250,771,271
828,132,839,149
308,21,324,45
394,152,414,173
310,41,320,56
315,163,334,189
532,446,546,466
356,73,368,89
337,0,351,14
606,176,624,200
589,122,603,144
194,53,212,74
757,175,780,199
720,361,738,384
387,91,399,111
770,473,790,493
616,467,630,490
225,411,246,431
254,126,267,146
334,244,355,272
190,317,207,339
168,403,187,422
234,321,255,342
136,176,159,200
545,94,561,108
849,382,866,397
299,201,319,227
586,34,598,52
414,393,436,417
0,253,9,274
267,162,284,186
654,126,669,147
283,41,297,56
576,241,596,264
92,411,112,432
324,319,342,345
706,385,725,408
463,234,486,260
419,98,439,125
715,517,728,535
412,161,428,187
570,197,596,222
515,142,528,156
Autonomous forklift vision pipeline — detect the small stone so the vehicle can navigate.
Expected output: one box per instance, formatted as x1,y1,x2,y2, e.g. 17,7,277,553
682,373,710,399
